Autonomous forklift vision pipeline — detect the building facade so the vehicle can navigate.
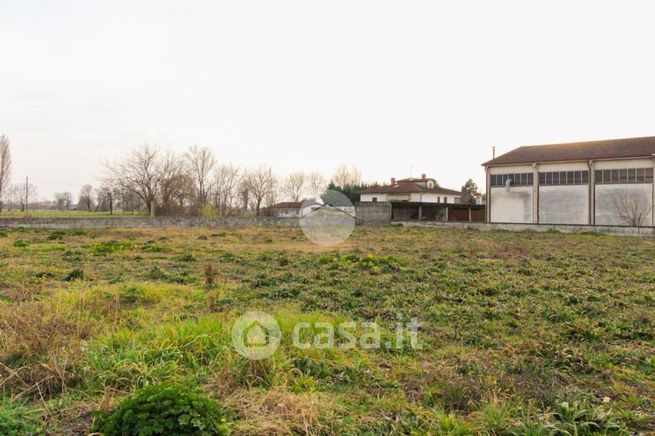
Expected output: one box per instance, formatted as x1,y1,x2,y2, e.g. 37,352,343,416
359,174,484,222
359,175,463,205
483,137,655,226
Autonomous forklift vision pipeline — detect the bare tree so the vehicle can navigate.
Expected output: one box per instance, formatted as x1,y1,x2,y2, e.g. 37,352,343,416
212,164,241,216
238,177,250,215
243,165,276,216
307,172,327,199
185,145,216,213
105,144,161,216
608,191,651,226
331,164,362,188
78,185,94,211
158,150,192,215
0,135,11,211
282,171,306,202
54,192,73,210
93,183,117,213
8,183,37,212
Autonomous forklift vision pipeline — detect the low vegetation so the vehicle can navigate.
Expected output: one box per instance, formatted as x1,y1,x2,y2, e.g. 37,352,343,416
0,225,653,434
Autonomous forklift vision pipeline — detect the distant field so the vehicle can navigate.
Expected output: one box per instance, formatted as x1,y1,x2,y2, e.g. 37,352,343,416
0,210,146,219
0,226,653,434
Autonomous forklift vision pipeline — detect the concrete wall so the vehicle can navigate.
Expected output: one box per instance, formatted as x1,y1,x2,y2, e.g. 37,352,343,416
489,186,533,223
539,185,588,224
360,193,385,202
400,220,655,237
355,202,392,224
0,216,300,229
360,192,460,204
595,184,653,225
488,159,655,225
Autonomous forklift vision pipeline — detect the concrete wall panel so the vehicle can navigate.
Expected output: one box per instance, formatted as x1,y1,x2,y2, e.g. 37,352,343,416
490,186,533,223
595,159,653,170
489,165,533,174
538,162,589,171
539,185,588,224
595,184,653,226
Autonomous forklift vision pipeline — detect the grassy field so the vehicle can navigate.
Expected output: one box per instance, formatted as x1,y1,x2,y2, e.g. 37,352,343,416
0,225,653,434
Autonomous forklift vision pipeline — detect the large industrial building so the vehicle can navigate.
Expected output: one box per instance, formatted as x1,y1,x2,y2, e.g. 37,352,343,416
483,136,655,226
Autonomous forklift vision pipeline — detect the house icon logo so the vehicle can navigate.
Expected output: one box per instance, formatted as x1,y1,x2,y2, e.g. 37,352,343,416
231,311,281,360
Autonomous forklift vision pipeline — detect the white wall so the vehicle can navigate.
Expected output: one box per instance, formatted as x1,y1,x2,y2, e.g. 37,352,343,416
595,184,653,225
490,186,533,223
274,208,300,218
539,185,588,224
360,192,460,203
488,159,655,225
489,164,534,174
360,193,387,202
595,158,653,170
538,162,588,171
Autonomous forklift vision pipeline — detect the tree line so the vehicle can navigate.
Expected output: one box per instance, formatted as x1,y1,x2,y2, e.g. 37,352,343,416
0,136,483,216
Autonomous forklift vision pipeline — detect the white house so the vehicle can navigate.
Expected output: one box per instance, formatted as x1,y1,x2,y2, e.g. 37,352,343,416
483,136,655,226
271,200,354,218
360,174,463,204
271,201,321,218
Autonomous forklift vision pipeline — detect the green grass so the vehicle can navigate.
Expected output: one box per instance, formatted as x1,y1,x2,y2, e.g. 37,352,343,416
0,225,653,434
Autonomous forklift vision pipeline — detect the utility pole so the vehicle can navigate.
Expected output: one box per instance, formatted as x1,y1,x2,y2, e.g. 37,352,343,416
25,176,28,215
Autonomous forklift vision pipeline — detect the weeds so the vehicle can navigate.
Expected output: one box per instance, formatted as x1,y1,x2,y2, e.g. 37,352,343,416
0,226,653,433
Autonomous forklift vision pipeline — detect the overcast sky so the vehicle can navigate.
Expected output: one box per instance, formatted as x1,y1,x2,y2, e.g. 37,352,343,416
2,0,655,199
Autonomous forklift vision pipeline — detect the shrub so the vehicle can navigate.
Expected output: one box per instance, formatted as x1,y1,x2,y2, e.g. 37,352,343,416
178,253,196,262
178,252,196,262
48,230,66,240
92,383,231,435
64,268,85,281
13,239,29,248
547,401,625,434
0,231,7,238
142,240,164,253
204,264,217,287
119,286,146,304
91,240,137,256
0,400,41,435
63,249,85,262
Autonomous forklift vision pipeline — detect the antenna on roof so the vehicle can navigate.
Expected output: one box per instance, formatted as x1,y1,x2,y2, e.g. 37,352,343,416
492,146,496,159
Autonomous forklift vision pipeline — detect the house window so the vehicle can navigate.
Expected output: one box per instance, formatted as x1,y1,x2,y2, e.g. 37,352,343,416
619,169,628,183
372,197,377,202
437,196,440,203
490,172,533,187
594,167,654,184
444,197,448,203
539,170,589,185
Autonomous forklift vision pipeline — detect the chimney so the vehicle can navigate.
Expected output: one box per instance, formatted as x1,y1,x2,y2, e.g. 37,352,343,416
421,173,426,180
492,146,496,159
390,177,396,185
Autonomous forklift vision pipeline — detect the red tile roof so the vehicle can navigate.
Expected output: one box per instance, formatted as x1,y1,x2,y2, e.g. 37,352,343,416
483,136,655,166
361,181,461,196
272,201,303,209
